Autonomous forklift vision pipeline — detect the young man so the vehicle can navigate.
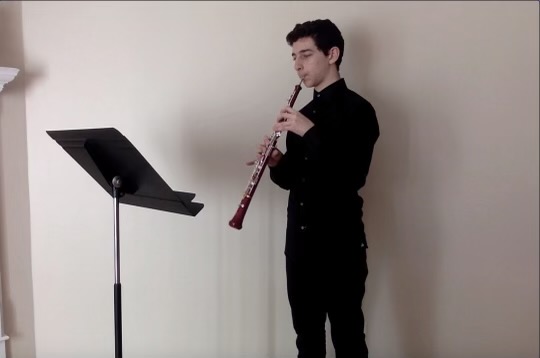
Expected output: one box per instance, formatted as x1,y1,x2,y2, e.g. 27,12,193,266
252,19,379,357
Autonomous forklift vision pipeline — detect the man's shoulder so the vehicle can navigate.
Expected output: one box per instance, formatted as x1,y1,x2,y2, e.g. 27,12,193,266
341,87,379,136
343,88,376,115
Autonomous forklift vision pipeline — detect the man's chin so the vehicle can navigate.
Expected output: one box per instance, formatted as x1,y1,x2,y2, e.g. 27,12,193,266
302,78,314,88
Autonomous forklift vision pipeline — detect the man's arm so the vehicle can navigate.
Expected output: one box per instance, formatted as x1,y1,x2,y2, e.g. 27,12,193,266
269,137,296,190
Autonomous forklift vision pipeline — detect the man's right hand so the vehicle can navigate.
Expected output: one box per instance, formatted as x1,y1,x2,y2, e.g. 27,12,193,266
246,135,283,167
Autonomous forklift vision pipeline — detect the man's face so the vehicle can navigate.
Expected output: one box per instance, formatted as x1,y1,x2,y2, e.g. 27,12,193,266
291,37,334,89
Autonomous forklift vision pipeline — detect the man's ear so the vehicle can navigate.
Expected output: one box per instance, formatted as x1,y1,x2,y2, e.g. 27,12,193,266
328,46,340,65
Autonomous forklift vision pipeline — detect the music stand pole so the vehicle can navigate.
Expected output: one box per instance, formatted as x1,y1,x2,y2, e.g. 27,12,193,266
113,176,123,358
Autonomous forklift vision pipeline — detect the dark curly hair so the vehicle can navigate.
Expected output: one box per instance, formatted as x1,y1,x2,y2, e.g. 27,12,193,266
286,19,345,70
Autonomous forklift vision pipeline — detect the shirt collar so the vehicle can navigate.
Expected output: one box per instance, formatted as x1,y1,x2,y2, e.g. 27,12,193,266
313,78,347,100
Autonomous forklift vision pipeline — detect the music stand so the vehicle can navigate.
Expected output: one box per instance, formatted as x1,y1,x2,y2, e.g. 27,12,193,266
47,127,204,358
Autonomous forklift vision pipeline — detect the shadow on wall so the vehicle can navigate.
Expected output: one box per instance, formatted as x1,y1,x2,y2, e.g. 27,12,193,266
146,93,276,201
346,26,447,358
140,91,288,356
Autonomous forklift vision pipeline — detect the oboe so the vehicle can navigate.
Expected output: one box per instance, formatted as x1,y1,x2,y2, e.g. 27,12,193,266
229,79,303,230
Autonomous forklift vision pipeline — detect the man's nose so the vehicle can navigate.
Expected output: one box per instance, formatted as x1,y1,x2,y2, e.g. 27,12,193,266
294,59,302,71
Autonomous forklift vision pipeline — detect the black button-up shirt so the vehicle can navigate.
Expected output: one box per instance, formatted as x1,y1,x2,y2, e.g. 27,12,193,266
270,78,379,264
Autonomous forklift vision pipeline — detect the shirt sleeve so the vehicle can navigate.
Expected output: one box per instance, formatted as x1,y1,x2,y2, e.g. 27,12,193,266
269,150,294,190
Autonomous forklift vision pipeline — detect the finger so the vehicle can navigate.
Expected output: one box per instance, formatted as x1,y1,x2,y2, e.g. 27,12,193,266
279,107,290,117
282,106,293,114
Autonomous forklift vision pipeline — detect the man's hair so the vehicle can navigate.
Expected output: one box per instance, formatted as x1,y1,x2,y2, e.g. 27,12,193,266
286,19,345,70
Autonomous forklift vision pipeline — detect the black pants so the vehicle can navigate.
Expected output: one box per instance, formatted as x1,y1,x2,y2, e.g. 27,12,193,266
286,250,369,358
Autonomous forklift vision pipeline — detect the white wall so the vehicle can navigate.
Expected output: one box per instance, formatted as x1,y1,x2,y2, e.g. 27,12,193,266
18,1,539,358
0,1,36,358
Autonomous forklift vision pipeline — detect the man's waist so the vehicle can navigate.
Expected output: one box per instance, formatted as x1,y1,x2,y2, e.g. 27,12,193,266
288,192,363,210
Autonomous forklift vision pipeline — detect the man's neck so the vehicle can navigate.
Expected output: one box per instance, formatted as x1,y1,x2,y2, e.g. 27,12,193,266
315,71,341,92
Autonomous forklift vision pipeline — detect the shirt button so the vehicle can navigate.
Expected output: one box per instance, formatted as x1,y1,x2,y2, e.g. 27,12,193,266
304,156,308,160
300,202,304,206
301,178,306,183
312,110,317,114
300,225,306,230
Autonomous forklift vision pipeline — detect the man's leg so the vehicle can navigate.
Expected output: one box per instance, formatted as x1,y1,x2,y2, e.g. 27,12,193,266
327,249,369,358
286,257,327,358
